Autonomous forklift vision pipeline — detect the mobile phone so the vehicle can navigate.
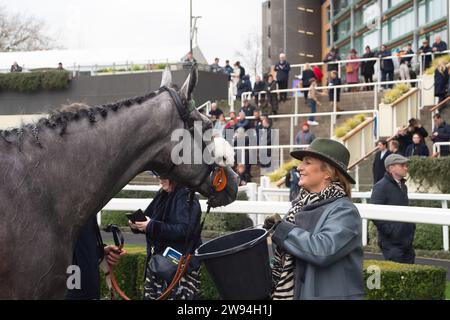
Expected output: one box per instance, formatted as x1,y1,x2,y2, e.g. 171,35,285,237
163,247,182,264
126,209,147,223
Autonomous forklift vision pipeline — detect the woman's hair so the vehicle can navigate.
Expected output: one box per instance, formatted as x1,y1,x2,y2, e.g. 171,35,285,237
320,161,352,197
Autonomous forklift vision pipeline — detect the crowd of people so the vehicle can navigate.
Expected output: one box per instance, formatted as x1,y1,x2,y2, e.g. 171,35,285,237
318,36,448,92
372,115,450,186
204,100,276,186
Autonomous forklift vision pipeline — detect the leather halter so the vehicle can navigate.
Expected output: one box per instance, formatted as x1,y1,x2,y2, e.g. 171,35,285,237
154,86,226,194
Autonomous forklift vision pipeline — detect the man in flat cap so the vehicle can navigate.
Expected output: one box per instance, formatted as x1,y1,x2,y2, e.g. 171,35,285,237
369,154,416,264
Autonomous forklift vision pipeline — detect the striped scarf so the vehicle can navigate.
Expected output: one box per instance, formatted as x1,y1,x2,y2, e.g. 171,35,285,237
271,182,346,300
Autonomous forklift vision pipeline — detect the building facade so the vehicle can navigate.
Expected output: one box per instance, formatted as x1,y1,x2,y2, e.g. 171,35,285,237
262,0,449,72
262,0,323,73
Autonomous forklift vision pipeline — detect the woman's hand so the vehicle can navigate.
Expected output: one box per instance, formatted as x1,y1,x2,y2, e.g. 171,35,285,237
263,213,282,230
133,216,151,232
104,245,127,267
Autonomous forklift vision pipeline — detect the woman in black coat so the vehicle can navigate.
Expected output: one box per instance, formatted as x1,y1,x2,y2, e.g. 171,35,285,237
129,177,202,300
404,133,430,157
361,46,376,90
435,62,449,103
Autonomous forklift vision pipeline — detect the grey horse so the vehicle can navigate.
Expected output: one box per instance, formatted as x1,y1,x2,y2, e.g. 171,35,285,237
0,66,238,299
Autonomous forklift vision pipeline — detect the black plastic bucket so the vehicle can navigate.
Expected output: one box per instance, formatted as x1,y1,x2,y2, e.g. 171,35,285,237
195,228,272,300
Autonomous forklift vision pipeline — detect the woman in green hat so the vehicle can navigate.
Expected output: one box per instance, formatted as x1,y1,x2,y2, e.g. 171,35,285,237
264,138,364,300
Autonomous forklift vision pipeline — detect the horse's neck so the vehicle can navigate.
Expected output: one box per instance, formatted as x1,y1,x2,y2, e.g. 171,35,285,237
21,99,176,230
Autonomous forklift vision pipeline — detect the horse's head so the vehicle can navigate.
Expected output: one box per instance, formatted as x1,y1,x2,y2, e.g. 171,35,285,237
153,65,238,208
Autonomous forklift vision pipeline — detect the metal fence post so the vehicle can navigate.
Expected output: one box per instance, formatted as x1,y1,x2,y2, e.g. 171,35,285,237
442,200,449,251
361,198,368,246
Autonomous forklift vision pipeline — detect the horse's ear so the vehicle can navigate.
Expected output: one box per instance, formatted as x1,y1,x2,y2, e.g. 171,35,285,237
180,64,198,101
160,65,173,88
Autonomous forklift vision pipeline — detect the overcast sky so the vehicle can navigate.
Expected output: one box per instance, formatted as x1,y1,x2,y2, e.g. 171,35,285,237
0,0,262,65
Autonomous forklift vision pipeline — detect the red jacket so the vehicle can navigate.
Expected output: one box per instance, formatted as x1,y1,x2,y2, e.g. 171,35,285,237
313,66,323,83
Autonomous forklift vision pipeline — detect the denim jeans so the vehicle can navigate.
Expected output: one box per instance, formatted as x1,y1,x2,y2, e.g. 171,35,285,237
307,98,317,121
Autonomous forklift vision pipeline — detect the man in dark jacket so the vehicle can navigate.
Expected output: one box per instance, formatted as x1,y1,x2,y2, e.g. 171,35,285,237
372,139,391,184
323,47,341,73
370,154,415,264
378,45,394,89
274,53,291,102
432,35,448,58
431,113,450,156
236,74,252,99
361,46,376,90
253,75,267,105
301,64,316,101
419,40,433,69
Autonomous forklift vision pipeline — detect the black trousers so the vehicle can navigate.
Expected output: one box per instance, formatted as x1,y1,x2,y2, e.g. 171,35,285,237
278,80,288,101
381,70,394,89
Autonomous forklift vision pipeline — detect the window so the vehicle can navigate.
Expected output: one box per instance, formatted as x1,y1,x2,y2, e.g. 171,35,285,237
335,17,351,42
327,30,331,47
382,0,408,12
333,0,351,16
355,1,380,30
381,7,414,42
418,0,448,26
364,28,380,50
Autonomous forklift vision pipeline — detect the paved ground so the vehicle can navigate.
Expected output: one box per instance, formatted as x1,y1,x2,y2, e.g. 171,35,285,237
102,231,450,281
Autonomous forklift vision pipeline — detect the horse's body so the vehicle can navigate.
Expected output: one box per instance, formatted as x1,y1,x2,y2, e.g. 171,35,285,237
0,68,238,299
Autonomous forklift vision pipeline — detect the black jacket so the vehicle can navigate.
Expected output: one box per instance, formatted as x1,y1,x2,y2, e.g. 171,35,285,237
404,143,429,157
301,69,316,87
370,173,415,262
432,121,450,156
274,61,291,82
378,50,394,72
66,217,104,300
434,68,449,96
144,187,202,269
361,52,376,76
372,150,391,184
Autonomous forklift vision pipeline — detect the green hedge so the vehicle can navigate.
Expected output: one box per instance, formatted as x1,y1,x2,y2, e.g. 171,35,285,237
0,70,71,93
368,220,450,251
408,157,450,193
363,260,446,300
99,253,446,300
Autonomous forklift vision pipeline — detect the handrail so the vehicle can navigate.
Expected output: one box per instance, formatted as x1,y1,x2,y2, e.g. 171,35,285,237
430,95,450,112
340,117,375,142
291,50,450,69
389,88,419,107
347,128,406,170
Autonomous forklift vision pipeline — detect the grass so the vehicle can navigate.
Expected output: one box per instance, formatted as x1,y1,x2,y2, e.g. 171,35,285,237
446,282,450,300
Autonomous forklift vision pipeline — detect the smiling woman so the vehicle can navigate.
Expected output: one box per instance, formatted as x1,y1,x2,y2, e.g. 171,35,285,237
264,138,364,300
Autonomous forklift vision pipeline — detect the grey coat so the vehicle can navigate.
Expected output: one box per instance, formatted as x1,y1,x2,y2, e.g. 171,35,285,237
272,197,364,300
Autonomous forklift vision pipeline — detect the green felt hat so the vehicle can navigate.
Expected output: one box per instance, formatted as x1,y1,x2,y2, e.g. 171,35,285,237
290,138,356,184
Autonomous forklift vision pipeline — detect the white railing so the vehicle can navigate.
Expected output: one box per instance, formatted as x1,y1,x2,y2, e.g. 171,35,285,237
116,182,450,251
233,144,309,168
231,110,379,148
100,197,450,250
433,142,450,157
291,50,450,81
197,101,212,115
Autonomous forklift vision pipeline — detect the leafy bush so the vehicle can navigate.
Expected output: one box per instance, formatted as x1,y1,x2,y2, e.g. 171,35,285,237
363,260,446,300
334,114,367,138
382,83,411,104
424,54,450,75
408,157,450,193
268,159,301,182
99,253,447,300
0,70,70,92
